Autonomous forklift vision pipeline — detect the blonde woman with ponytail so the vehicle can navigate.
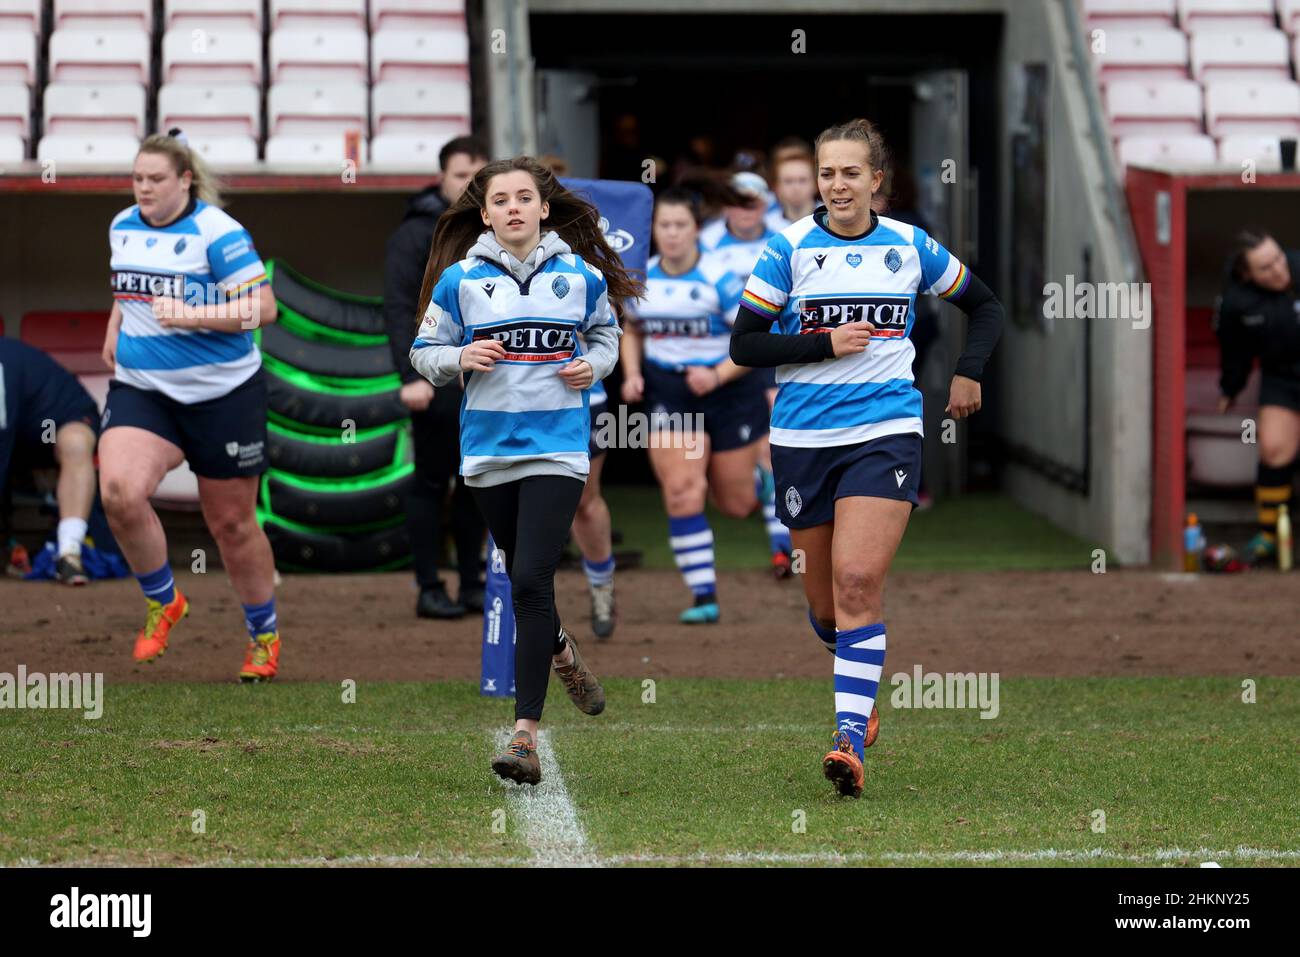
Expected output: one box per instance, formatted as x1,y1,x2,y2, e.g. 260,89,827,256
98,129,284,682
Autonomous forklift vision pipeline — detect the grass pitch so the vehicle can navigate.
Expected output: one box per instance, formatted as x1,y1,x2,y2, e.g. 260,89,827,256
3,677,1296,867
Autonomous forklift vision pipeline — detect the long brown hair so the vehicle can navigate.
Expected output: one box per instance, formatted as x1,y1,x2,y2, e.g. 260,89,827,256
414,156,643,324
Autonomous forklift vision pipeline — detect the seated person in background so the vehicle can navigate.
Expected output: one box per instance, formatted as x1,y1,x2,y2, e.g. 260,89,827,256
1214,230,1300,566
0,339,100,584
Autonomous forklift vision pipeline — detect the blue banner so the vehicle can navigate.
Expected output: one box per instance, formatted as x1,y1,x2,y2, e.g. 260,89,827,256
558,177,654,280
480,535,515,697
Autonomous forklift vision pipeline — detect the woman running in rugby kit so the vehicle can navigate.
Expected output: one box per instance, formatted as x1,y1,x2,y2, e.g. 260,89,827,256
410,156,639,785
731,119,1003,798
99,130,283,682
621,187,768,624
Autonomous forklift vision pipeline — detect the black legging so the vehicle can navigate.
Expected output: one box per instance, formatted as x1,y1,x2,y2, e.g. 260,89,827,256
409,385,485,593
470,475,585,721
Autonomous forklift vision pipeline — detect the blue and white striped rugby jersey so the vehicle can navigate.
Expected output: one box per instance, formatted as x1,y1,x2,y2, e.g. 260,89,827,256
628,253,743,370
741,212,970,449
410,232,620,484
109,199,268,403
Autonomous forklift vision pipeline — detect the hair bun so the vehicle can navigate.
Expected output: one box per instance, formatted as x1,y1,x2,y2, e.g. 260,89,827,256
167,127,189,146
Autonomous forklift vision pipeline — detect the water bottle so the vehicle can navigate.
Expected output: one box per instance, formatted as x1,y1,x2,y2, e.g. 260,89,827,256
1183,513,1204,572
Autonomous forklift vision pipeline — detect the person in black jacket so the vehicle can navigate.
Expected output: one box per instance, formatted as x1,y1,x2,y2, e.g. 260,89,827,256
1214,229,1300,566
384,136,490,617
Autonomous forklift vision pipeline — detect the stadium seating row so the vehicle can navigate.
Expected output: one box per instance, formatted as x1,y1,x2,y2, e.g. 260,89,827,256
1085,0,1300,35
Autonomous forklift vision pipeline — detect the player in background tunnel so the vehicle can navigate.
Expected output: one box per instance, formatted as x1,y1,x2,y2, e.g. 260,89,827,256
1215,230,1300,566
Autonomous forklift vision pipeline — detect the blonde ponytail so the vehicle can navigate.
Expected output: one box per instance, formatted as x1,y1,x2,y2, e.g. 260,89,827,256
137,130,224,207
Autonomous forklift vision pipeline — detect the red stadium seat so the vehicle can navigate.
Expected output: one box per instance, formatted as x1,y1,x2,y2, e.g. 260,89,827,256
19,311,110,375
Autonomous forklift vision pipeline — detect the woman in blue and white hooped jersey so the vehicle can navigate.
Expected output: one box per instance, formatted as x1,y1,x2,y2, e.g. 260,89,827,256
98,129,284,684
409,156,640,787
620,187,769,625
731,119,1003,799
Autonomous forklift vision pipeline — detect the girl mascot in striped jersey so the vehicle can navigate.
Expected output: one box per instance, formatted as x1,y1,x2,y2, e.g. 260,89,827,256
410,157,641,786
731,120,1003,798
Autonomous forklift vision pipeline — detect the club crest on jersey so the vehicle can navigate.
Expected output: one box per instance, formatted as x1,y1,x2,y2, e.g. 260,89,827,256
174,238,187,254
146,237,158,248
552,275,570,299
473,319,576,362
785,486,803,518
884,248,902,273
689,286,700,300
797,295,911,337
845,252,862,268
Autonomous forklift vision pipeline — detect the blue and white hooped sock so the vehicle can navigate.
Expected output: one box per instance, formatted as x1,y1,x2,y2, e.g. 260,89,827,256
669,513,716,601
756,467,792,556
242,597,277,640
808,609,837,654
834,623,887,759
135,562,176,606
582,554,615,588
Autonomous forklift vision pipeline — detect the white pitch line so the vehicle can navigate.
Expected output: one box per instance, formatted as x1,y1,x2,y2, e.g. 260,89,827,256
17,845,1300,869
492,728,598,868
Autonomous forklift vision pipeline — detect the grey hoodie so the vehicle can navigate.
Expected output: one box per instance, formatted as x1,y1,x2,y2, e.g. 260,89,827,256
410,229,623,487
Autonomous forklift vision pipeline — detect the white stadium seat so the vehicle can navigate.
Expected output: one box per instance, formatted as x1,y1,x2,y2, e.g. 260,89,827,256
370,0,466,32
165,0,262,31
1082,0,1176,30
1092,28,1189,86
270,27,368,84
37,132,140,166
271,0,366,30
185,133,259,166
49,29,151,84
1282,0,1300,35
55,0,152,32
1191,30,1291,83
0,131,22,161
0,30,35,85
162,26,262,85
1178,0,1277,33
0,1,41,34
0,80,27,140
371,30,470,83
44,82,146,137
1105,79,1203,138
370,131,465,169
371,80,470,135
158,82,260,137
268,82,368,136
1116,133,1217,169
1205,80,1300,138
264,132,366,166
1217,134,1285,171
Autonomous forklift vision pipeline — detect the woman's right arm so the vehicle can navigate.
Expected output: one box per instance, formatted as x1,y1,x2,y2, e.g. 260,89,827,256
1213,292,1255,407
102,302,122,372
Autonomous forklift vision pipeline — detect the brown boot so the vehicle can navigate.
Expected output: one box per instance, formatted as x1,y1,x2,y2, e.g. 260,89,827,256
491,730,541,785
554,634,605,716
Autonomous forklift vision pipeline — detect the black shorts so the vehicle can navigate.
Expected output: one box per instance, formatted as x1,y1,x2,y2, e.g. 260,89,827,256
1259,373,1300,412
772,431,922,529
0,344,99,483
642,363,769,453
102,369,269,478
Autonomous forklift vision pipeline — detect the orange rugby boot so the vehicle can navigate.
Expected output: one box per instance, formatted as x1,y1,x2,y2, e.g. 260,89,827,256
239,632,281,683
823,729,865,799
132,590,190,663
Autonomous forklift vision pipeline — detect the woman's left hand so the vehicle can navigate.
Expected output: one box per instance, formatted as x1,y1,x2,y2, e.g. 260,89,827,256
153,297,195,329
945,374,981,419
685,364,720,397
558,358,594,390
